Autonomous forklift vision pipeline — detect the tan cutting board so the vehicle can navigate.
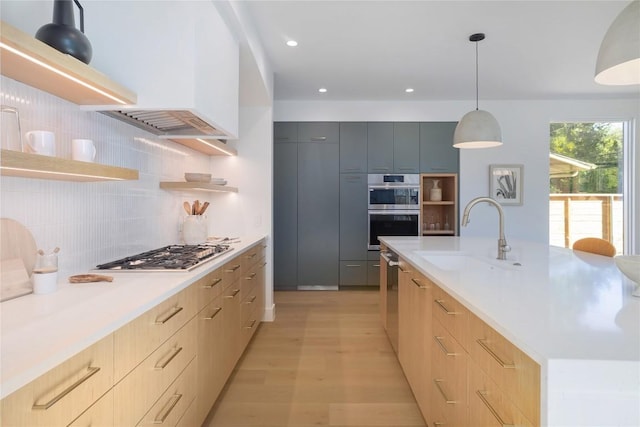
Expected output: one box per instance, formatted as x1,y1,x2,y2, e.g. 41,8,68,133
1,218,37,301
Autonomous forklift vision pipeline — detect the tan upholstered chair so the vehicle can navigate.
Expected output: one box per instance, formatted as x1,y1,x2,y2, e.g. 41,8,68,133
572,237,616,257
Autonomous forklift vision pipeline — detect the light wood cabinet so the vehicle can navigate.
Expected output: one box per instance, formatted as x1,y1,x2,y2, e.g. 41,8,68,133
113,317,197,426
114,284,198,382
389,262,541,427
196,293,225,423
420,173,458,236
1,335,114,427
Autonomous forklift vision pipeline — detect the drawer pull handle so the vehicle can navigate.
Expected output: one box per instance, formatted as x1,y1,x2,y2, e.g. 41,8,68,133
155,347,183,370
434,336,455,356
225,264,241,273
346,264,361,268
155,306,183,325
372,167,389,171
398,266,411,274
245,272,257,280
246,253,257,259
411,278,428,289
310,136,327,141
476,390,514,427
245,319,257,329
261,262,267,267
153,393,183,424
433,379,456,404
245,295,257,304
32,366,101,410
224,289,240,298
204,278,222,289
372,264,380,268
204,307,222,320
477,339,515,369
435,299,457,315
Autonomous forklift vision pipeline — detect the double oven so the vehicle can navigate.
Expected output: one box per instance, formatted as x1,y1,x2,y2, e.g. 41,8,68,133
368,174,420,250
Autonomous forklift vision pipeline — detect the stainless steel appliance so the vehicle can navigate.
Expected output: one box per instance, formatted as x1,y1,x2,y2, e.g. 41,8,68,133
367,174,420,250
95,243,232,272
381,249,400,353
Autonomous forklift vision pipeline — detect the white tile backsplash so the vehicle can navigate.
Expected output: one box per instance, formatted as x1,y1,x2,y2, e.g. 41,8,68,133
1,76,212,277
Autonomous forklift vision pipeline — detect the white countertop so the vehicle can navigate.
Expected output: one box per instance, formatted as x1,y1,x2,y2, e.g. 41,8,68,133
380,236,640,426
0,235,265,400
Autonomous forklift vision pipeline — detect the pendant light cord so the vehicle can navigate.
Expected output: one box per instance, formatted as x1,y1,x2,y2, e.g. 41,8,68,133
475,40,479,111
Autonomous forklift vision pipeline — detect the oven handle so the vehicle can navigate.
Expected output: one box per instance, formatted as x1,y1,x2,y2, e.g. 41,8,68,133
368,210,420,215
368,184,420,190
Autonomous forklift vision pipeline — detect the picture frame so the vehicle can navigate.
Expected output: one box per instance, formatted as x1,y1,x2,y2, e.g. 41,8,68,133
489,164,523,205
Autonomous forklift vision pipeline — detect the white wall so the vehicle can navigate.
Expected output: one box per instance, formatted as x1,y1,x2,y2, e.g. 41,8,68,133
274,98,639,249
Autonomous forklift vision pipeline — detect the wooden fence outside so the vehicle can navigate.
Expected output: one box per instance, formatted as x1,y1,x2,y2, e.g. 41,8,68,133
549,194,624,254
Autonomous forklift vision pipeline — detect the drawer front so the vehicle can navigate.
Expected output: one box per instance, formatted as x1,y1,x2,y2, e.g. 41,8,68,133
432,284,469,351
1,335,114,427
114,318,197,426
67,390,113,427
240,257,264,301
222,257,243,285
339,261,368,286
114,285,197,381
469,312,541,425
136,358,197,427
367,260,380,286
241,242,265,274
468,359,535,427
431,317,468,427
195,267,224,312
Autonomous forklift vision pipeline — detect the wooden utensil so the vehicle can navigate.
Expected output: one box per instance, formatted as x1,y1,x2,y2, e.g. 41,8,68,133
194,200,200,215
69,274,114,283
199,201,210,215
183,201,191,215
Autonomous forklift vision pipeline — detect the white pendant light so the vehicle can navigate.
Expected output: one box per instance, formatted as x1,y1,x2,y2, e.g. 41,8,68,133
453,33,502,149
595,1,640,85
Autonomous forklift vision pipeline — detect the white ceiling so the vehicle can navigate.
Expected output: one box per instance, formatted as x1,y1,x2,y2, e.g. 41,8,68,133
242,0,640,101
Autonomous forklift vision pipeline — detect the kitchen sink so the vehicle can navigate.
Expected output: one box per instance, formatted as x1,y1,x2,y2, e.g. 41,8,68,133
416,251,522,272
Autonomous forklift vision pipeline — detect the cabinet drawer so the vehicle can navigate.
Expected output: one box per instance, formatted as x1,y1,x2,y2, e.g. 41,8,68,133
1,335,114,427
136,358,197,427
367,260,380,286
222,257,243,285
195,267,224,312
339,261,368,286
240,257,264,301
114,318,197,426
114,284,197,381
68,389,113,427
431,317,468,427
274,122,298,142
468,359,535,427
432,284,469,350
241,242,265,273
469,312,540,425
298,122,339,143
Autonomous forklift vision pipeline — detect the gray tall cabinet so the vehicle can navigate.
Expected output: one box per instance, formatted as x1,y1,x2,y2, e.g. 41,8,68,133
274,121,459,291
274,122,339,290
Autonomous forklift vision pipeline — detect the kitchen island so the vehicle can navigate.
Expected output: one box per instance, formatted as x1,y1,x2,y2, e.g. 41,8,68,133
1,235,267,426
381,236,639,427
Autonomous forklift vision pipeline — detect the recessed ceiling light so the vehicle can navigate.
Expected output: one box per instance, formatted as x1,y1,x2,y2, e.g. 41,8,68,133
286,40,298,47
318,88,327,93
405,88,414,93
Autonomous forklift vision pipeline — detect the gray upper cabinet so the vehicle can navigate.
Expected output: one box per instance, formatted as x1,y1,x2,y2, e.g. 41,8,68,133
274,122,298,143
274,139,298,290
367,122,394,173
393,122,420,173
339,173,368,260
297,140,340,287
339,122,367,173
419,122,459,173
298,122,339,143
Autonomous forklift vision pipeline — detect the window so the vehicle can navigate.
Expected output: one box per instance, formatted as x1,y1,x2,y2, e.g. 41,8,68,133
549,121,633,254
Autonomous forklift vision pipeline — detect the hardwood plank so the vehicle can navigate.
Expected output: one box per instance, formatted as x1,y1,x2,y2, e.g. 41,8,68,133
204,290,426,427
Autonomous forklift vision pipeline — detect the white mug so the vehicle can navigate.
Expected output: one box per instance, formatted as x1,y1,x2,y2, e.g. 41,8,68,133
25,130,56,156
72,139,96,162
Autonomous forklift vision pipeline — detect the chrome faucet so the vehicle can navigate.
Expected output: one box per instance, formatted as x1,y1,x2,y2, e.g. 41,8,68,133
461,197,511,260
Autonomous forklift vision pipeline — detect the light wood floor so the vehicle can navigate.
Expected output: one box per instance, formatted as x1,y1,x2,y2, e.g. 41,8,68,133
204,290,426,427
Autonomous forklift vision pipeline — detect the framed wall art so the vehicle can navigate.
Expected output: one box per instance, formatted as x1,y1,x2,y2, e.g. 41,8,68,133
489,164,523,205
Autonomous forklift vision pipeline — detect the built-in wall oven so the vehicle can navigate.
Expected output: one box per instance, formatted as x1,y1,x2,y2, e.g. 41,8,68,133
368,174,420,250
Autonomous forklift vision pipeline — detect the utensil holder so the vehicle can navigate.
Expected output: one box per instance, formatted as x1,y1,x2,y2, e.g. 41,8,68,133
183,215,207,245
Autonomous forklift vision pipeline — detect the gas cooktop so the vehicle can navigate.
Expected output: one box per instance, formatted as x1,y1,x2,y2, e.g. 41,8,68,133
95,244,233,272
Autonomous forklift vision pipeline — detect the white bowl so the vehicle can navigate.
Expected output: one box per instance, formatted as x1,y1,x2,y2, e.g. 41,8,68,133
185,173,211,182
615,256,640,296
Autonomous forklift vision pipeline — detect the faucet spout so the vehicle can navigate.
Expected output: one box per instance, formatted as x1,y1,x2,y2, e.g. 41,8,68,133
461,197,510,260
